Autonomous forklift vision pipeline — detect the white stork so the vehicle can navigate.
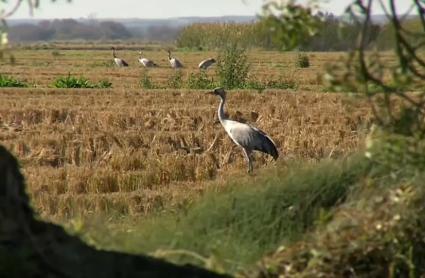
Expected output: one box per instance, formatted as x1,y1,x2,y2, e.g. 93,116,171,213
111,47,128,67
167,50,183,69
138,50,158,68
199,58,216,70
208,87,278,173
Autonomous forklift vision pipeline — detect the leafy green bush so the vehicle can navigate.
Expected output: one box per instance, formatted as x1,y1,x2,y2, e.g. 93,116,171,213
296,53,310,68
216,43,250,89
140,71,157,89
167,70,184,89
97,80,112,88
51,50,62,57
0,74,28,87
53,74,112,88
187,71,216,89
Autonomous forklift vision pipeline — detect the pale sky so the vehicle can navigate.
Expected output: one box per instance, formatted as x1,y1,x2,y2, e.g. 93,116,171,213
6,0,414,19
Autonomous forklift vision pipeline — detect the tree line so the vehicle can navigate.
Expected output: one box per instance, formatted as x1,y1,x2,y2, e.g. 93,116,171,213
177,13,384,51
8,14,419,51
9,19,132,41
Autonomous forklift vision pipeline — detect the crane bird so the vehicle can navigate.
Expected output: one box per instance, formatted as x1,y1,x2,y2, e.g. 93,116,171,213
138,50,158,68
167,50,184,69
111,47,129,67
199,58,216,70
208,87,279,173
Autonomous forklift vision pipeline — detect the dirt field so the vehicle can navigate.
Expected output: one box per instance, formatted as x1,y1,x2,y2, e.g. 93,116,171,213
0,47,373,220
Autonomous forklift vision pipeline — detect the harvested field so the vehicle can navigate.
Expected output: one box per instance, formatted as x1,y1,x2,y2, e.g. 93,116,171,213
0,89,371,220
0,48,373,220
1,47,345,90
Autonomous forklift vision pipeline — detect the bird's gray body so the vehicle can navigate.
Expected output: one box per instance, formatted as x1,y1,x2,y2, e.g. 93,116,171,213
198,58,216,70
112,47,128,67
168,51,184,69
223,119,278,159
114,57,129,67
139,51,158,68
210,87,278,173
139,57,157,67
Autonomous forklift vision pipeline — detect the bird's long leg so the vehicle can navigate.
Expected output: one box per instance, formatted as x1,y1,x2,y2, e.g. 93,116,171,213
242,148,253,174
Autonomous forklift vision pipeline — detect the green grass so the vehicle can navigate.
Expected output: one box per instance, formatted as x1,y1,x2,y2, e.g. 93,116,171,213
296,52,310,68
79,154,370,273
53,74,112,89
0,74,28,88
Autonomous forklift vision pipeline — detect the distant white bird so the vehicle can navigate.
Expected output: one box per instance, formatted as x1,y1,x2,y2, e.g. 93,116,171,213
208,87,278,173
167,50,183,69
111,47,128,67
138,50,158,68
199,58,216,70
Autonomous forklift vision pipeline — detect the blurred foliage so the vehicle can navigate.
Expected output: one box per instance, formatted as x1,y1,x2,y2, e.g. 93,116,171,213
326,0,425,139
375,18,425,50
261,0,320,50
0,0,72,62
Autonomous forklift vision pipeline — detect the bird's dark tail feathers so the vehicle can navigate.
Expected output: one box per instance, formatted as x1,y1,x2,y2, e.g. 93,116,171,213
257,134,279,160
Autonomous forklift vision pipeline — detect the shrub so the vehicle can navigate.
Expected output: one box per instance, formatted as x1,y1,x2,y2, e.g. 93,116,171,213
51,50,61,57
97,80,112,88
167,70,183,89
187,71,216,89
0,74,28,87
53,74,112,88
296,53,310,68
216,43,250,89
140,71,157,89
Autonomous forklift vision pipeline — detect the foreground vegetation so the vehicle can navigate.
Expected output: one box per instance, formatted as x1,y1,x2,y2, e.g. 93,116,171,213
81,154,370,273
73,140,425,276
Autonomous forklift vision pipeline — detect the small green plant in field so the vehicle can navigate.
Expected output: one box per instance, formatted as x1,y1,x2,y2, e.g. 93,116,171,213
97,80,112,88
51,50,62,57
244,76,297,91
243,80,266,92
266,77,298,89
187,71,216,89
0,74,28,87
53,74,112,88
140,71,157,89
167,70,184,89
297,53,310,68
216,43,250,89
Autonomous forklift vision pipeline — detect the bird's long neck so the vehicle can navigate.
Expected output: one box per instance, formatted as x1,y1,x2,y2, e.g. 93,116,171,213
168,52,172,60
112,49,116,58
218,95,227,123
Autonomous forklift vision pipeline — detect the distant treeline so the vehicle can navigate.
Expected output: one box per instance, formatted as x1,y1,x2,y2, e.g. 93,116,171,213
177,13,382,51
9,19,133,42
8,15,419,51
